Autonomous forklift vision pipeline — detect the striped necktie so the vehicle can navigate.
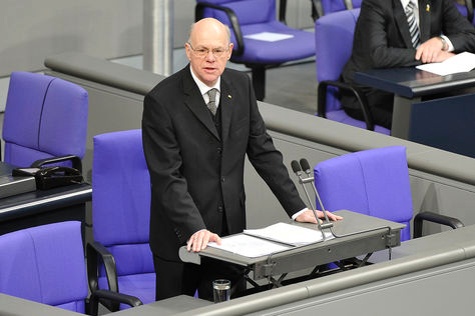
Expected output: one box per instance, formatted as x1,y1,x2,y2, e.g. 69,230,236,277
406,1,421,48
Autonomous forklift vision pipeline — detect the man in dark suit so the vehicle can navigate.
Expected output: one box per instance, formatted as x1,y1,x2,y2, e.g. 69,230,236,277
341,0,475,129
142,18,342,301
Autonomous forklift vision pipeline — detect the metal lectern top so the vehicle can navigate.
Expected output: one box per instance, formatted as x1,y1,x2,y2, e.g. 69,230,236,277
179,210,405,282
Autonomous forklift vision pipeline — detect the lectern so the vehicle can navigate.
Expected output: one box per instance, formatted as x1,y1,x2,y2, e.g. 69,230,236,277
180,210,405,288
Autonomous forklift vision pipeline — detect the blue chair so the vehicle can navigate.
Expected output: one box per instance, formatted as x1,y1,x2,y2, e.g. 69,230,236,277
313,146,464,242
310,0,362,20
195,0,315,101
86,129,154,312
2,71,88,171
315,9,390,134
0,221,141,315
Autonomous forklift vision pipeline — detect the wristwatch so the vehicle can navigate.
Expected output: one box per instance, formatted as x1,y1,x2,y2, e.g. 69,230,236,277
439,36,448,51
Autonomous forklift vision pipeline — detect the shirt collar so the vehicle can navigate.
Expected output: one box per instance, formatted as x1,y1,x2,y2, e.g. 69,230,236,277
189,66,221,96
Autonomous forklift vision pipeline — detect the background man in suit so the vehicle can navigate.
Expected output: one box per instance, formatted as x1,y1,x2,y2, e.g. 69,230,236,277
341,0,475,129
142,18,342,301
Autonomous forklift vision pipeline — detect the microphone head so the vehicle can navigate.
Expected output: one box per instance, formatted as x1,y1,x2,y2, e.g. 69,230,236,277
291,160,302,174
300,158,311,173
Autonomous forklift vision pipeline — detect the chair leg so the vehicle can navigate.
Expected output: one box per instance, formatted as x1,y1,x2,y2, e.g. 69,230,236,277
251,67,266,101
311,0,324,20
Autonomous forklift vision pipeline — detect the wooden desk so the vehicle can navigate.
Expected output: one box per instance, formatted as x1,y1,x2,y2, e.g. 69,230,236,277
0,162,92,235
180,210,405,287
354,68,475,158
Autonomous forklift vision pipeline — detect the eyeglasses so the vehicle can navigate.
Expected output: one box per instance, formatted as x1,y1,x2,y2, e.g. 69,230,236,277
187,42,229,58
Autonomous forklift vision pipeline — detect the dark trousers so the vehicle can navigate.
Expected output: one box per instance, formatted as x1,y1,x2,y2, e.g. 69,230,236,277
344,106,393,130
341,88,394,130
153,254,246,302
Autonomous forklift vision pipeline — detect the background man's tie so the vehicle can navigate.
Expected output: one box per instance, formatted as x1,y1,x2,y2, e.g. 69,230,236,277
406,1,421,48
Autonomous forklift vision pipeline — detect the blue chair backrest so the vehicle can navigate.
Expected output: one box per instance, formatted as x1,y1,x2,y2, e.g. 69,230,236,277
2,71,88,167
314,146,413,241
92,129,153,277
197,0,276,25
315,8,360,113
0,221,88,312
196,0,277,53
321,0,362,14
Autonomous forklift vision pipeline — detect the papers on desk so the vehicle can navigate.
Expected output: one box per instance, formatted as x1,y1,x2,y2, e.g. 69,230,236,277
244,32,294,42
208,234,291,258
416,51,475,76
208,222,334,257
244,222,334,246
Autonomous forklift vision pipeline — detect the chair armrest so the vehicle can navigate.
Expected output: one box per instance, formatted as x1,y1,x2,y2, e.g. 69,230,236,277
195,2,245,56
30,155,83,173
413,211,465,238
88,289,142,316
344,0,354,10
87,241,123,312
317,79,376,131
86,241,119,293
278,0,288,24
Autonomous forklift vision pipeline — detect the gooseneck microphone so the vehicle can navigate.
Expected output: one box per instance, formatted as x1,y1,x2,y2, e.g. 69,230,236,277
291,159,327,239
292,158,396,260
299,158,333,229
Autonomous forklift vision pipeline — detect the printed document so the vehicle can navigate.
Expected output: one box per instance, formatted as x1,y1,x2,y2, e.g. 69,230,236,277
208,223,333,257
208,234,291,258
416,51,475,76
243,222,334,246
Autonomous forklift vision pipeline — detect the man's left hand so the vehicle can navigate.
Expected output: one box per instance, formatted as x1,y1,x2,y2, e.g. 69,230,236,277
186,229,221,252
295,209,343,224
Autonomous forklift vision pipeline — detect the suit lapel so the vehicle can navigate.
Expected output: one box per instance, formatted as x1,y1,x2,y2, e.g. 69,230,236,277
220,76,234,144
419,0,431,42
182,67,220,140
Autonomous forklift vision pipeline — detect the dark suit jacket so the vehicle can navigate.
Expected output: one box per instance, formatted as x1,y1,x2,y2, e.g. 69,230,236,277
341,0,475,110
142,65,306,261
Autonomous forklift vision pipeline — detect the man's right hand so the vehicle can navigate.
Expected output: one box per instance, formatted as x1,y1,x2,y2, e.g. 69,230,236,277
415,37,455,63
186,229,221,252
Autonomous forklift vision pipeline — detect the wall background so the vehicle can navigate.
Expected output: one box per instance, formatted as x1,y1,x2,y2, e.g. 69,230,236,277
0,0,314,77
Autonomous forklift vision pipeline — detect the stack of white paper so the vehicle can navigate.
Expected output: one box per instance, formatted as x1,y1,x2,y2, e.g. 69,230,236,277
416,51,475,76
243,222,334,246
208,234,291,258
208,222,334,257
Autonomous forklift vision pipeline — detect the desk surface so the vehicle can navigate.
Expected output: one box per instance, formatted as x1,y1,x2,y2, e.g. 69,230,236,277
113,295,212,316
180,210,405,280
354,67,475,98
0,294,82,316
0,162,92,235
0,182,92,220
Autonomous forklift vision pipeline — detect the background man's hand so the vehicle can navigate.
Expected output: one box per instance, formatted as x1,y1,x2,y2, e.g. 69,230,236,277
416,37,455,63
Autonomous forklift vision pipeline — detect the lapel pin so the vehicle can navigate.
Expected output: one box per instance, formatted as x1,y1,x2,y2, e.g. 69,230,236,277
228,94,232,99
426,4,430,12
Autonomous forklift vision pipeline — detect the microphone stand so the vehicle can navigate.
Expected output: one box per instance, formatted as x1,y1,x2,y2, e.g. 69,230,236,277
293,158,395,261
300,158,334,230
291,160,328,240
